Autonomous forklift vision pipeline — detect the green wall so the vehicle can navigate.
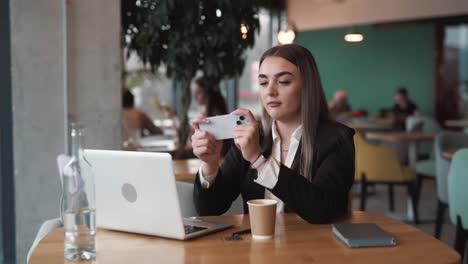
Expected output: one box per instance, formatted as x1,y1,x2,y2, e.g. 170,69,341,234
296,25,434,115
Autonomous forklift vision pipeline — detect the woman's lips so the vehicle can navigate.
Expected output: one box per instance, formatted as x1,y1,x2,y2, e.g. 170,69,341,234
268,102,281,107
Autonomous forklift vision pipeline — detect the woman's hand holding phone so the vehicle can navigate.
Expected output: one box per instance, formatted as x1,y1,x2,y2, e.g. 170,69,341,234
232,109,262,164
192,108,262,173
191,117,223,175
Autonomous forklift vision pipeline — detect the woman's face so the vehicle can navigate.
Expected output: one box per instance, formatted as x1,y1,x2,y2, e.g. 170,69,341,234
259,56,302,123
395,93,407,106
191,83,207,105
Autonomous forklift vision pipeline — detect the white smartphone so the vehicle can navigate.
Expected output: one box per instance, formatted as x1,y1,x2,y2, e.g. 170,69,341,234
199,114,248,140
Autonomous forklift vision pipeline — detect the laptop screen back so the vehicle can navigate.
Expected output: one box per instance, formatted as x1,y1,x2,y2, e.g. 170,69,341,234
84,149,185,239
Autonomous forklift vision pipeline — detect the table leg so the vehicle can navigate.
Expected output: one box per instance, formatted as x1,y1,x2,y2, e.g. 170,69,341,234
406,143,417,221
405,142,435,224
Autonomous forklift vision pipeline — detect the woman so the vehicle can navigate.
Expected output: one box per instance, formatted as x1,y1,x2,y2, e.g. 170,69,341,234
191,76,228,117
191,76,232,157
191,44,355,224
161,77,228,123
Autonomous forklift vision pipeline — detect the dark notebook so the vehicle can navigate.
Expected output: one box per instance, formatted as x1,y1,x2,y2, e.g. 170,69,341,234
332,223,397,248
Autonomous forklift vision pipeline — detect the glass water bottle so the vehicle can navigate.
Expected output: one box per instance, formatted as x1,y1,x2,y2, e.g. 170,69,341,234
61,123,96,261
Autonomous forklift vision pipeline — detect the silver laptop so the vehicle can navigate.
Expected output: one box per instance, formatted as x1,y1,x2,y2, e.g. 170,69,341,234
83,149,233,240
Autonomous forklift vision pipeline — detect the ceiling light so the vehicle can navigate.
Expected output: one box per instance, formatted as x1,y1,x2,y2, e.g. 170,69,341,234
344,27,364,42
240,24,248,34
277,29,296,45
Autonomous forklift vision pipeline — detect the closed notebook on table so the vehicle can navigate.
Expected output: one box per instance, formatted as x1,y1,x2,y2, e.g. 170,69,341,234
332,223,397,248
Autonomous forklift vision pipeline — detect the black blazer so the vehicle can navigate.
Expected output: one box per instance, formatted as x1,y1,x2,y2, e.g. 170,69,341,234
193,120,355,224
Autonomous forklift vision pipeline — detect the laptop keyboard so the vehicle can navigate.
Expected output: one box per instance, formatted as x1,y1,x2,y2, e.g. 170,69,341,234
184,225,208,234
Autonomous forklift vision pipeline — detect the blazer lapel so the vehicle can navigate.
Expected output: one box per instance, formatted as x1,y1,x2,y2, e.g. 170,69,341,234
290,139,302,172
261,130,273,157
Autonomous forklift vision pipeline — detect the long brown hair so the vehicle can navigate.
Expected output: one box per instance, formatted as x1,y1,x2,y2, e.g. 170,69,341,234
259,44,330,179
194,77,228,117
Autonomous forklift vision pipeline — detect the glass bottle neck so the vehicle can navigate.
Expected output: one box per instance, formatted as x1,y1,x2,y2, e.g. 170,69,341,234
69,124,84,157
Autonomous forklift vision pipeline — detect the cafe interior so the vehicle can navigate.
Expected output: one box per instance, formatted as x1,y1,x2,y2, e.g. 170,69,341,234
2,0,468,263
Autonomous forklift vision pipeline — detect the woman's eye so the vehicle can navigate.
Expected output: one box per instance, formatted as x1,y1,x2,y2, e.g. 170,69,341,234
259,81,268,86
279,80,291,85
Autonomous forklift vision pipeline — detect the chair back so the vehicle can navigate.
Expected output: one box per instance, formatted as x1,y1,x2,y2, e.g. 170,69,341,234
176,181,243,217
406,116,441,132
27,218,63,263
176,181,199,217
406,116,441,158
354,133,411,182
435,132,468,203
448,149,468,228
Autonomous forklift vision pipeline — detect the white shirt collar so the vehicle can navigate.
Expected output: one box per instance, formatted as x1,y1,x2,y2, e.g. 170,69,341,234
271,121,303,144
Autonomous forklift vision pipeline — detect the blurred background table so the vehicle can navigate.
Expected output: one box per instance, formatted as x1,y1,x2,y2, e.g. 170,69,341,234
137,135,177,152
444,119,468,128
173,158,201,181
348,122,394,131
345,117,395,132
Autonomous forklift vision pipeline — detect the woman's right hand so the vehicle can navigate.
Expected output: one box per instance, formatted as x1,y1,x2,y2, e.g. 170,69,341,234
191,117,223,171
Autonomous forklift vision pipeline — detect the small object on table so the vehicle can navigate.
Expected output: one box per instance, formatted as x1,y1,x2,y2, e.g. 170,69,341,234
224,229,252,241
332,223,396,248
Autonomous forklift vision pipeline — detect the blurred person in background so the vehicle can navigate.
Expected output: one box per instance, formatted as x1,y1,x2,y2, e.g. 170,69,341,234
328,89,352,122
392,87,420,129
157,76,231,157
191,76,231,156
191,76,228,117
161,76,229,122
122,89,163,141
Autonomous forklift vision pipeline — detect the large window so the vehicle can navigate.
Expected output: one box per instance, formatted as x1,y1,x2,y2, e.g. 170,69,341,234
445,24,468,118
237,9,273,118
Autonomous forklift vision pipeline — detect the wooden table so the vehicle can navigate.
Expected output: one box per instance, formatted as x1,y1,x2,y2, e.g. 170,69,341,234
29,212,460,264
173,158,201,181
445,119,468,128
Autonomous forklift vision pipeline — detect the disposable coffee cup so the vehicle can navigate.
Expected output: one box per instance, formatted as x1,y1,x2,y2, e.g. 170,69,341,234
247,199,277,240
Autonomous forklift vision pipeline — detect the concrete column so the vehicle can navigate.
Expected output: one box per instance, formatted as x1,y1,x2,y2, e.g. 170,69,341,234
67,0,122,149
10,0,121,262
11,0,67,262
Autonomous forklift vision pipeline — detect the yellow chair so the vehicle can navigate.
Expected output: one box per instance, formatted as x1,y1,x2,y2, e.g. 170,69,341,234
354,132,419,223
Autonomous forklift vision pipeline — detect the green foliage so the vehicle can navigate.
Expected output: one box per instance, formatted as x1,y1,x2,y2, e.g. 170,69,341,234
122,0,262,84
125,70,157,89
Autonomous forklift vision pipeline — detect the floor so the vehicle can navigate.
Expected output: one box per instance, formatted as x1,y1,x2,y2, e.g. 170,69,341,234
350,178,456,248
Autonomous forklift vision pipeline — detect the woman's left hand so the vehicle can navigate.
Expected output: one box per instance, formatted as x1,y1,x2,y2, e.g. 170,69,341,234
232,108,263,163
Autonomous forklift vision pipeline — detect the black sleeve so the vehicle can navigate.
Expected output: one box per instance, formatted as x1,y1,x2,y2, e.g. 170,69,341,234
410,101,419,113
392,104,399,114
193,146,249,216
270,133,355,224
